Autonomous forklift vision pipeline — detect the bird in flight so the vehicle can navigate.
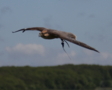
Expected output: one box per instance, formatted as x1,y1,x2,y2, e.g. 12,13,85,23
12,27,99,53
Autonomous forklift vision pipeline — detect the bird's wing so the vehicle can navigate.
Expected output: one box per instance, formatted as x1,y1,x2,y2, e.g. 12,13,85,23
47,30,99,53
66,39,99,53
12,27,46,33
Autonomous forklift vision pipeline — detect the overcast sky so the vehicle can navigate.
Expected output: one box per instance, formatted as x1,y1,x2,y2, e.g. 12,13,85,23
0,0,112,66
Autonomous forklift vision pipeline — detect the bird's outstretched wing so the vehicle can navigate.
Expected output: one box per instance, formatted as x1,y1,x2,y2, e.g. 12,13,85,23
66,39,99,53
47,30,99,53
12,27,46,33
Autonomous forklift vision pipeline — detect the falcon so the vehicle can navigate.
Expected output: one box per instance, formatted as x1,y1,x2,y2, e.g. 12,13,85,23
12,27,99,53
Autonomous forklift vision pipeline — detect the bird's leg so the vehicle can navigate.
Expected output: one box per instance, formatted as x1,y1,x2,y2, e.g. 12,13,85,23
61,39,68,54
61,39,70,48
63,40,70,48
61,39,64,48
61,39,71,60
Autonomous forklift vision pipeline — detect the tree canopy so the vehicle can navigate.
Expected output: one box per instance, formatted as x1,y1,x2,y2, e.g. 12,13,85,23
0,64,112,90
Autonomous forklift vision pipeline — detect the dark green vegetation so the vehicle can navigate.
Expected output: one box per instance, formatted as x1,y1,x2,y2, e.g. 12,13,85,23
0,64,112,90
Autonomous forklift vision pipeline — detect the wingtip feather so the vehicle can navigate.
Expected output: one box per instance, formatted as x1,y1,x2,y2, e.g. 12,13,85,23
94,49,100,53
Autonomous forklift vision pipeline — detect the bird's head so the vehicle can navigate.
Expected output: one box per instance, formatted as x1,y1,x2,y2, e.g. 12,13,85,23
39,32,49,37
39,30,48,37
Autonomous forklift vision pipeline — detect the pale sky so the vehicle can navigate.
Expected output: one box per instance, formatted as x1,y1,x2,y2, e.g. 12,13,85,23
0,0,112,66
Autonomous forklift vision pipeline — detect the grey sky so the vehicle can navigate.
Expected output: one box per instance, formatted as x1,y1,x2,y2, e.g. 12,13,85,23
0,0,112,66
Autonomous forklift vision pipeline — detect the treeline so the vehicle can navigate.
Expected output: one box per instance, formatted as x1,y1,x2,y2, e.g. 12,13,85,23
0,64,112,90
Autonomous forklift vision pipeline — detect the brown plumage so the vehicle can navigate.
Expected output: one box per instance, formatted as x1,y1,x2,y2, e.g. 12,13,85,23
12,27,99,53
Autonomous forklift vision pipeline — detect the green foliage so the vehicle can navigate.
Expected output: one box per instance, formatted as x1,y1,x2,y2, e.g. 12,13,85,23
0,64,112,90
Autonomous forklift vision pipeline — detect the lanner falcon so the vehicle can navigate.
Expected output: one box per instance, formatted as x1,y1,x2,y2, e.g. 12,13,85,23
12,27,99,53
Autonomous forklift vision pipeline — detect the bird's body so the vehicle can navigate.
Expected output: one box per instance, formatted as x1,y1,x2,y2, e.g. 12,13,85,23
39,30,76,40
39,30,59,39
12,27,99,53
